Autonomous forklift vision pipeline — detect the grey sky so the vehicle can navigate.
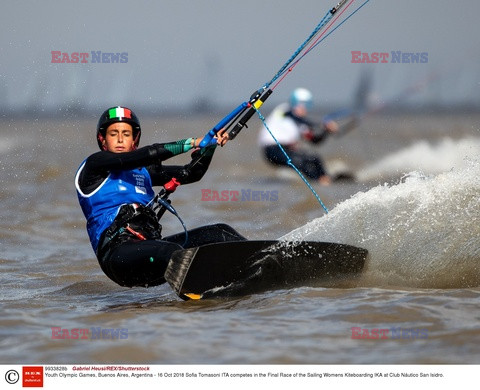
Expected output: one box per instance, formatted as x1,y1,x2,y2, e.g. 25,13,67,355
1,0,479,114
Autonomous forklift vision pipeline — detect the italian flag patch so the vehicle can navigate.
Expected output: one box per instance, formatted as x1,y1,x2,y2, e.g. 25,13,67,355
108,107,132,119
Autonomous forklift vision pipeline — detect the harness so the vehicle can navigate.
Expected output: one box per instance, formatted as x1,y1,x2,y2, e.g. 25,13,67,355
96,203,161,257
96,178,183,257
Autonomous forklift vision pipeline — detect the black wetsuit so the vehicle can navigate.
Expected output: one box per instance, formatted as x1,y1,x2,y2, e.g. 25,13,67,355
77,144,245,288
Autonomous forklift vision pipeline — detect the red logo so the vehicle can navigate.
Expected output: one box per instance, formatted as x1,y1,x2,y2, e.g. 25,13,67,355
22,366,43,387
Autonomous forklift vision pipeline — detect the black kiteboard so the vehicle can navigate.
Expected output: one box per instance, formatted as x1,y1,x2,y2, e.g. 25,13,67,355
164,240,367,300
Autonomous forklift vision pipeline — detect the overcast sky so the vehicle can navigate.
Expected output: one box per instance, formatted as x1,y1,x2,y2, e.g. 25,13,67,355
1,0,479,114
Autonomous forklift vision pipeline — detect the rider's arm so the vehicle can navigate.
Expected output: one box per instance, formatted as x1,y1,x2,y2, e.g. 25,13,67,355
148,146,217,186
78,139,203,194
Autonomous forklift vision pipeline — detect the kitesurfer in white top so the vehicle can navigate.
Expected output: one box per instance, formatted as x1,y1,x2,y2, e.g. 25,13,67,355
258,88,339,185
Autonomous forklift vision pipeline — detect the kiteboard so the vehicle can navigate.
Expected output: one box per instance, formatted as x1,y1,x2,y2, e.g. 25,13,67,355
165,240,367,300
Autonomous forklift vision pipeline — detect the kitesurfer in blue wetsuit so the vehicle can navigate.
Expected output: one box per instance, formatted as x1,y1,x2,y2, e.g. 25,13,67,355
75,106,242,288
258,88,339,185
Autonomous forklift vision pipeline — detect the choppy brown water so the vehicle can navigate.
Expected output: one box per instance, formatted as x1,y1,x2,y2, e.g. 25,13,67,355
0,112,479,364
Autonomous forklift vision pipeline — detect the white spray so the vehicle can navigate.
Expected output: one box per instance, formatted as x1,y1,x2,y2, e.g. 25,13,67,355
282,158,480,288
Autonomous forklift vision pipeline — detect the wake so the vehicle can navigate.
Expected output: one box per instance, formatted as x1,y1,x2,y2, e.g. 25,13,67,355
356,136,480,182
282,157,480,288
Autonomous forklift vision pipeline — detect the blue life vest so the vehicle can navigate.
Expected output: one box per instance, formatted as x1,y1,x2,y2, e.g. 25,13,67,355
75,159,155,252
